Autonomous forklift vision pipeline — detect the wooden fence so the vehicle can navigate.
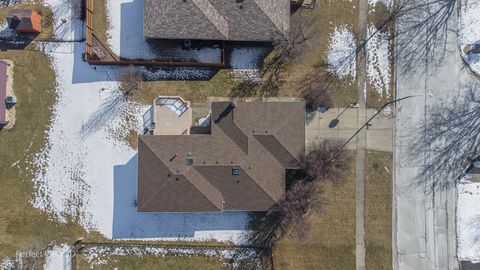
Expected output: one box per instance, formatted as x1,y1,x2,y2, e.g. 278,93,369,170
85,0,93,57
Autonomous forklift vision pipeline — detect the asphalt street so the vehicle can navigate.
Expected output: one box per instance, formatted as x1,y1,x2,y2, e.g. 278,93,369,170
394,1,479,269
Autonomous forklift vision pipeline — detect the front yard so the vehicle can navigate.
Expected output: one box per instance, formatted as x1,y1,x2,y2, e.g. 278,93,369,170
274,153,357,269
365,151,393,270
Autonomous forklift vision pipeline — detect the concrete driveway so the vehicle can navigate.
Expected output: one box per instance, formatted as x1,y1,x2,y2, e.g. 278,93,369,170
306,108,393,152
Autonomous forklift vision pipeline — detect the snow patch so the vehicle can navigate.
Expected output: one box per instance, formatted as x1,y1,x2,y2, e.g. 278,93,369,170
327,26,356,80
368,0,392,7
367,25,391,98
1,257,15,270
230,47,268,82
44,245,73,270
80,245,259,268
457,179,480,262
458,0,480,75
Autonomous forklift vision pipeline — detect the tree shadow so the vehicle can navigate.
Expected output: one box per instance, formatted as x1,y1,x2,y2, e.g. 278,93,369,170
407,83,480,192
394,0,457,75
80,90,127,138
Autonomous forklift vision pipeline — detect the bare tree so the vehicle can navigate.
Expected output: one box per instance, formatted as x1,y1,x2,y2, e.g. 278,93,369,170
245,180,326,267
118,65,143,97
304,140,353,183
259,15,317,96
302,80,334,112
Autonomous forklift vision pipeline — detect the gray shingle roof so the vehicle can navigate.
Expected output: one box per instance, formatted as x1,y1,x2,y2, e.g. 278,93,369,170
137,100,305,212
144,0,290,42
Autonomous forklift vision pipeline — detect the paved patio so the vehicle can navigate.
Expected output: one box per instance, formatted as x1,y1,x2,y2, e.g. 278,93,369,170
153,97,192,135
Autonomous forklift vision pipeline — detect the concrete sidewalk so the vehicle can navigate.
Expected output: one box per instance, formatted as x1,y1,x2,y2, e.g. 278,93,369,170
305,108,393,152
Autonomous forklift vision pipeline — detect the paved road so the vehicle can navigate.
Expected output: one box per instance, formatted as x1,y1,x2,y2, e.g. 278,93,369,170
393,0,477,269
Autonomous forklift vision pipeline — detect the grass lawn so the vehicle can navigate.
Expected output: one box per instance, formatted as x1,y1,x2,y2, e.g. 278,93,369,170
76,254,230,270
365,151,393,270
0,2,54,40
0,46,91,261
131,71,242,105
277,1,359,107
273,153,357,270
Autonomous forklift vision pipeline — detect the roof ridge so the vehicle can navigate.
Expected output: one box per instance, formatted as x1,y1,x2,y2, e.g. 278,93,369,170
139,138,222,211
253,134,300,168
185,168,224,210
253,0,288,37
193,0,229,39
240,162,281,203
270,109,304,163
213,103,249,154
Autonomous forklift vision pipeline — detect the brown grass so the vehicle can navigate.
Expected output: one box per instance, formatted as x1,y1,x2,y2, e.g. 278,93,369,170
92,0,111,49
75,253,229,270
273,152,357,270
365,151,393,270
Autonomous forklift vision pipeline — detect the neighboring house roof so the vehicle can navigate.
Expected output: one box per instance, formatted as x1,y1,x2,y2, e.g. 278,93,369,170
0,60,9,125
6,9,41,33
137,100,305,212
143,0,290,42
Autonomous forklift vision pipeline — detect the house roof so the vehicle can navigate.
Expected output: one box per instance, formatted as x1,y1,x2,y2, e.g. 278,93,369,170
6,9,40,32
143,0,290,42
137,100,305,212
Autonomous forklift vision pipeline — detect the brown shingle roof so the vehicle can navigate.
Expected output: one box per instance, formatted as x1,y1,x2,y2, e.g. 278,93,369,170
137,100,305,212
143,0,290,42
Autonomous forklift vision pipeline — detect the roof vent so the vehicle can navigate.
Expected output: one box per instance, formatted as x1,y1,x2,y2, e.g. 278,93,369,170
232,168,240,176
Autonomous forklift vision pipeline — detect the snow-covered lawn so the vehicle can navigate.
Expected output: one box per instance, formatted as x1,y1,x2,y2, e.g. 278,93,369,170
367,25,391,99
43,243,258,270
32,0,249,244
327,26,357,80
457,178,480,262
459,0,480,75
368,0,392,7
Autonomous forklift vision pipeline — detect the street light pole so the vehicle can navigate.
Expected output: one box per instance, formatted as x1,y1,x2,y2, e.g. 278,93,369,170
338,95,421,150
